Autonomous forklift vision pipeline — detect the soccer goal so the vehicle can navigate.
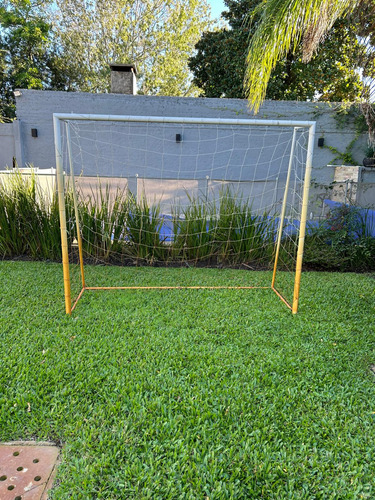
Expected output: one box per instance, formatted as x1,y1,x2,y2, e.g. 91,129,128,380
53,113,315,315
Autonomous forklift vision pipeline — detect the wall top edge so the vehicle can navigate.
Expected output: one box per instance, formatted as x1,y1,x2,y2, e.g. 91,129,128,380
15,88,353,109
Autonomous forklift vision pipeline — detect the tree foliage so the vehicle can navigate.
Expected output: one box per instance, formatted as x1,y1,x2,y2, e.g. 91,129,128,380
189,0,365,103
53,0,211,96
0,0,57,120
244,0,375,112
0,0,211,120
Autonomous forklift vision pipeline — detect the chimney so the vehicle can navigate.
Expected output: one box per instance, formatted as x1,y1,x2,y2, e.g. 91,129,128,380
110,64,137,95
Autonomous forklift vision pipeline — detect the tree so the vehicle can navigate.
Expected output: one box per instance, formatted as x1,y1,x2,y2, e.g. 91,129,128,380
189,0,259,99
244,0,375,112
189,0,365,102
52,0,211,96
0,0,65,120
0,0,212,120
0,47,14,120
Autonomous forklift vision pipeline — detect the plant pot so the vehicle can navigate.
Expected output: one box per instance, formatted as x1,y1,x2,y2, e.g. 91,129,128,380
363,157,375,168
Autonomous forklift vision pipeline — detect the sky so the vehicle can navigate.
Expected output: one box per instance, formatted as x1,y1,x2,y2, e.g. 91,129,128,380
207,0,226,20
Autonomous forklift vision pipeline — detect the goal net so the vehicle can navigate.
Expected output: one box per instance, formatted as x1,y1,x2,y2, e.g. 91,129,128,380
53,114,315,314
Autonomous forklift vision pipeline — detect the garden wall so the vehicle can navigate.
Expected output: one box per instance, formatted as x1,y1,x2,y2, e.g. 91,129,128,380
2,90,374,213
14,90,368,180
0,121,23,169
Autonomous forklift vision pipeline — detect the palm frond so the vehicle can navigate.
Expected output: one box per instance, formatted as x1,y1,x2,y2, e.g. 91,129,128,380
245,0,359,113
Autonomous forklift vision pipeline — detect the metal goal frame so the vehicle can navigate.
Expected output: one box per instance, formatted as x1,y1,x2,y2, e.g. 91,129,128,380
53,113,316,314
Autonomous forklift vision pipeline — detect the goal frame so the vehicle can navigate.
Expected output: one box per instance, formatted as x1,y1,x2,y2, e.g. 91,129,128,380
53,113,316,315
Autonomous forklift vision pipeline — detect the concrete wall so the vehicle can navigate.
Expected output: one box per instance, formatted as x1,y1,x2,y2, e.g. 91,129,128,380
15,89,367,178
10,90,374,213
0,167,56,203
0,121,23,169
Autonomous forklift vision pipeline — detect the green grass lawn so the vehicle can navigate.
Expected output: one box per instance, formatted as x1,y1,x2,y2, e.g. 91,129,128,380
0,261,374,499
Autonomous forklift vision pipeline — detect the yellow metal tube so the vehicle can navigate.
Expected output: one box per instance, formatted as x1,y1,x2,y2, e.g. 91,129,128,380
54,116,72,315
66,122,85,288
271,127,298,288
292,123,316,314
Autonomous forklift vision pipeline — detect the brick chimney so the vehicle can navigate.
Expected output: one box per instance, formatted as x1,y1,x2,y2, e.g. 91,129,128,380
110,64,137,95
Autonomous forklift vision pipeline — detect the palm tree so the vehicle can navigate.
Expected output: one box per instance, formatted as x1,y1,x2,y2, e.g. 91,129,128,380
244,0,374,119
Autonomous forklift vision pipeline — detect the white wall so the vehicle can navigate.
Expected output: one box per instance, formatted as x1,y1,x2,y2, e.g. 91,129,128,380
0,123,16,168
15,90,368,186
0,121,24,169
9,90,375,212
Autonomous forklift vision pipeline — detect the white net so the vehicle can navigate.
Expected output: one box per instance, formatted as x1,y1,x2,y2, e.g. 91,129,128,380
56,115,313,309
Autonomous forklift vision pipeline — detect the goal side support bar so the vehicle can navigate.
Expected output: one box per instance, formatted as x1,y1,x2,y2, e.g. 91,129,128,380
271,127,298,287
65,123,85,289
54,115,72,315
292,121,315,313
270,122,315,314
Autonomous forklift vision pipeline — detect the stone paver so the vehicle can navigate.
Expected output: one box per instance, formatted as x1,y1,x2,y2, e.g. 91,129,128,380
0,443,59,500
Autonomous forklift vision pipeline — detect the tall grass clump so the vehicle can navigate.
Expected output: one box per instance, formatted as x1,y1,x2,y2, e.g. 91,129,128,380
171,188,276,266
1,173,373,272
0,172,73,260
126,194,170,264
172,193,217,263
77,184,130,262
77,186,170,264
214,188,275,266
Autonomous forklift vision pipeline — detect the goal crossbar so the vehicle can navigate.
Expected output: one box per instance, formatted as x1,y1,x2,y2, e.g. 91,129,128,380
53,113,316,315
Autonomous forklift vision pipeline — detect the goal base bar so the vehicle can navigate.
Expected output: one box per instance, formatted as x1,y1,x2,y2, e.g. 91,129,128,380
70,286,292,313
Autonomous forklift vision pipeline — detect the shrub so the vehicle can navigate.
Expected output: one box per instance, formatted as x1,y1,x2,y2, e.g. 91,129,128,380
303,204,375,271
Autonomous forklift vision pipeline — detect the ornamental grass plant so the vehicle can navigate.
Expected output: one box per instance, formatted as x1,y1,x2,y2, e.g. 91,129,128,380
0,174,374,271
